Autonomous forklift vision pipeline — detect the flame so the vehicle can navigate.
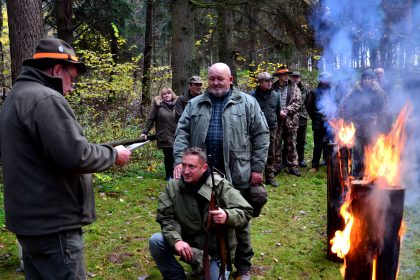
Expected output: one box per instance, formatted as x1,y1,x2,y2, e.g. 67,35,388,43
372,255,377,280
330,198,354,259
398,221,406,240
330,119,356,147
364,105,412,187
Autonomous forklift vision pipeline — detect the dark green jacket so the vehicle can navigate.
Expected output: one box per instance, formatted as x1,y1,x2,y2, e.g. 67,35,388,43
0,66,117,235
156,172,253,258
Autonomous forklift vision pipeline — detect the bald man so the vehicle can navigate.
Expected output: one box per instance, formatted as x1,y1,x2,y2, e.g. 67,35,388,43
173,62,269,279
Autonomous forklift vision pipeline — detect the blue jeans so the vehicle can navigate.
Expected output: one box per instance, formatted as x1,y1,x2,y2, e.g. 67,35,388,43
17,228,86,280
149,232,229,280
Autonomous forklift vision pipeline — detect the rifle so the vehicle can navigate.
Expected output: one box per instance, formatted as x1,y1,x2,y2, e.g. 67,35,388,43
100,135,156,147
203,156,229,280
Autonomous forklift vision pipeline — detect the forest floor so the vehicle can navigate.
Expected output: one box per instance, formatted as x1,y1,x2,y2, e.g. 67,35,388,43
0,139,419,280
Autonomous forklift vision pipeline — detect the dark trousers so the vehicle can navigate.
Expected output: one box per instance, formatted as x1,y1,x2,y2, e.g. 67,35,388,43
296,120,307,162
162,147,174,180
234,188,254,274
265,128,277,179
352,136,369,179
311,126,328,168
17,229,86,280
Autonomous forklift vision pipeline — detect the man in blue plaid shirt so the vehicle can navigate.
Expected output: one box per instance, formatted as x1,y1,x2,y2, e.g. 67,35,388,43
173,62,269,280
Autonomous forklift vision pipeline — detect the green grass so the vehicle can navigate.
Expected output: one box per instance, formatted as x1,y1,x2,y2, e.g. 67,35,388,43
0,135,419,279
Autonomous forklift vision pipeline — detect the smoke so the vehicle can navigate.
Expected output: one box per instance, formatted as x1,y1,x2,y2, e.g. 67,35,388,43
311,0,420,205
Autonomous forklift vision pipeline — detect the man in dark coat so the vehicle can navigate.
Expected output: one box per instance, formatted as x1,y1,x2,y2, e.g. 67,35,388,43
250,72,279,187
340,69,388,178
0,38,131,279
174,75,203,122
307,72,333,172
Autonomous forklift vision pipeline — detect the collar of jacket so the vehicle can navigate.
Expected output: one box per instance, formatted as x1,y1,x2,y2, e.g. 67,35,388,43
354,80,384,94
179,170,225,201
154,94,178,106
273,79,292,90
254,86,273,96
17,66,64,95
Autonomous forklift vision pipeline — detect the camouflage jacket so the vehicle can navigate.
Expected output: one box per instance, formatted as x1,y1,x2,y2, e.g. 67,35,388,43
297,82,310,121
272,80,302,128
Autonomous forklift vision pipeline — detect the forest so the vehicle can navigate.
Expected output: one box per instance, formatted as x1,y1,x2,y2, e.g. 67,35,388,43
0,0,419,279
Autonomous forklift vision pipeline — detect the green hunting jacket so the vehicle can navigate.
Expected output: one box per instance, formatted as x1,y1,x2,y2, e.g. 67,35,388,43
174,87,269,189
156,172,253,258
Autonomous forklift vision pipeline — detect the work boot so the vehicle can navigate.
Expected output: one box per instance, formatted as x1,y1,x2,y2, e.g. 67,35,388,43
265,178,279,187
309,167,318,173
288,167,301,177
299,160,307,167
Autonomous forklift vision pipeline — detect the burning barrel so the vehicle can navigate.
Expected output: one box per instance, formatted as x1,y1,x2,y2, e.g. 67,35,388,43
344,180,405,280
326,143,350,262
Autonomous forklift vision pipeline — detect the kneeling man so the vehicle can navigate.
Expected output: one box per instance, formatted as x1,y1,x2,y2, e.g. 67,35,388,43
149,147,253,280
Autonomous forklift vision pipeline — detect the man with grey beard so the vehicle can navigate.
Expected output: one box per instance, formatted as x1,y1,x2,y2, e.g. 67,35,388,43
173,62,269,280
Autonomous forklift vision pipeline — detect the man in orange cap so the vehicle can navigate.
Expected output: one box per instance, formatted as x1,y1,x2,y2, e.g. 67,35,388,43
0,38,131,279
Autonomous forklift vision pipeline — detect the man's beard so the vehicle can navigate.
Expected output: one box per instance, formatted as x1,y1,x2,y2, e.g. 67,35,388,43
209,88,228,97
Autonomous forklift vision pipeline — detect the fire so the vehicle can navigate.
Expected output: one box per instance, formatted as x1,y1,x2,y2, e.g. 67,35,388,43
399,221,406,239
330,119,356,147
372,255,377,280
330,198,354,259
364,105,412,187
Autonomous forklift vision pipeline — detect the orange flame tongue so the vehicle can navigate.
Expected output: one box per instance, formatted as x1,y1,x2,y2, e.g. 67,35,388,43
364,105,412,187
330,119,356,147
330,198,354,259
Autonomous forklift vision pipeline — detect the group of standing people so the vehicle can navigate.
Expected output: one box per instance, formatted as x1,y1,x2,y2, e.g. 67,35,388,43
0,36,393,280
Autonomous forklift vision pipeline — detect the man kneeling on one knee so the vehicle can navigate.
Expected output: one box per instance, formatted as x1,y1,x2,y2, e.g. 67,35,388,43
149,147,253,280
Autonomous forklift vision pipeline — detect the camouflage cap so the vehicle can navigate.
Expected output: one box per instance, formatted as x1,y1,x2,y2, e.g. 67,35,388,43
189,76,203,84
257,72,272,81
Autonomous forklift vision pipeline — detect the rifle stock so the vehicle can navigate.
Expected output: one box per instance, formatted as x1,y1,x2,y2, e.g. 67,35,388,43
203,156,228,280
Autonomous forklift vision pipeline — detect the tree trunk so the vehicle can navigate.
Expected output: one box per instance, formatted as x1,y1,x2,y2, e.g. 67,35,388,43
170,0,197,97
216,5,237,83
55,0,73,43
0,0,6,101
6,0,44,84
247,3,257,72
142,0,153,106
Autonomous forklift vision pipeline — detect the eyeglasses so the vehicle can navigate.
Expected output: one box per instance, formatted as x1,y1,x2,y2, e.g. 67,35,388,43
191,83,202,86
63,67,78,89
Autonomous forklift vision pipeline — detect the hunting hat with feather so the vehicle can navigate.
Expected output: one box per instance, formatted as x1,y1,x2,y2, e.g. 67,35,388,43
23,38,87,73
